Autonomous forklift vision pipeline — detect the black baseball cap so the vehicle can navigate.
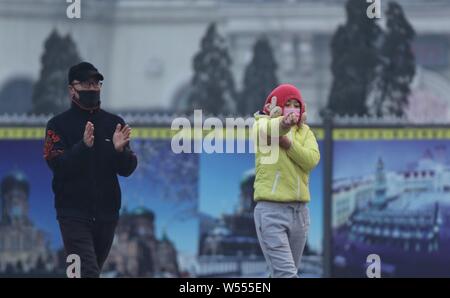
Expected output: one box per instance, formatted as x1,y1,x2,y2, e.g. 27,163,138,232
68,62,104,84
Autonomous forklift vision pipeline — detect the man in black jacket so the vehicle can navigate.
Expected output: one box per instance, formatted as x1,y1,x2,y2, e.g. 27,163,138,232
43,62,138,277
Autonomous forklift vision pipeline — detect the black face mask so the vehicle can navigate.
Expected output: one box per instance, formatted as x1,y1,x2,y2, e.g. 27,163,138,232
73,90,101,109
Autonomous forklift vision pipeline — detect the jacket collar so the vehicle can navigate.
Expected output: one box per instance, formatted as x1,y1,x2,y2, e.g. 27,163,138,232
70,100,101,115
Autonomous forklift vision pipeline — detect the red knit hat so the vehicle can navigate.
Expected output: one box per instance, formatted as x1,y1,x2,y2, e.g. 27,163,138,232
263,84,305,116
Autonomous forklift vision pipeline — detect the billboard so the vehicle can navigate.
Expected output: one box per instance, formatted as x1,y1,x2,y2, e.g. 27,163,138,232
331,128,450,277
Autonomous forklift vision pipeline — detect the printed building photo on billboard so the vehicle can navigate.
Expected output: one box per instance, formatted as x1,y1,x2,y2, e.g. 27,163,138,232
0,130,199,278
106,137,199,278
198,137,324,277
331,128,450,277
0,135,60,276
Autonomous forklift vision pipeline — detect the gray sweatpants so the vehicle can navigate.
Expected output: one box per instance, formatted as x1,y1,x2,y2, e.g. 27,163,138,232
254,201,310,278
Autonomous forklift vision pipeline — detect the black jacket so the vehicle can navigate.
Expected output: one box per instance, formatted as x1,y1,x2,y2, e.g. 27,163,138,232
44,103,138,221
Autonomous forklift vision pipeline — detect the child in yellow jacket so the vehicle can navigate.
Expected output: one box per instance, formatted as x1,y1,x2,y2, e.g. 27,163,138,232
253,84,320,277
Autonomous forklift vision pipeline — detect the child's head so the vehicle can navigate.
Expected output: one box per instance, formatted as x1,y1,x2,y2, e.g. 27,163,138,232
263,84,305,117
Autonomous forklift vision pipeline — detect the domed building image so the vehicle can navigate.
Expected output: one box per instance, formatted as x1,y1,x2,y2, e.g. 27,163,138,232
332,145,450,277
103,206,179,277
198,168,320,277
0,170,56,274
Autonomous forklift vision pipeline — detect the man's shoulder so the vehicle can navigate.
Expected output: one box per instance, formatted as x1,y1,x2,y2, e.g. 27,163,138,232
99,109,125,124
47,109,72,127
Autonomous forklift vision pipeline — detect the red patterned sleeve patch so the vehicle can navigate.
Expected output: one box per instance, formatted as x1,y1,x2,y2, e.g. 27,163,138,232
43,130,64,160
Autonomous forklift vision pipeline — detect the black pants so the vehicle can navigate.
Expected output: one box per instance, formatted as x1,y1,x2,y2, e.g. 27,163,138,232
58,216,117,278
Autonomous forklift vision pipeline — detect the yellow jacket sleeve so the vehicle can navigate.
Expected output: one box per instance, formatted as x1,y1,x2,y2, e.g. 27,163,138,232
286,127,320,172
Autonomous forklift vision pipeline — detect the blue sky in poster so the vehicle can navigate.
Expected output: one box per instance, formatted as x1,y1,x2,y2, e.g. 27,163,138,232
118,173,199,255
199,140,324,254
333,140,450,180
118,139,199,255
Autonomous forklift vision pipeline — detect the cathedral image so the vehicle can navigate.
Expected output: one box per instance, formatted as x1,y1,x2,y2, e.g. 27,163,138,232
0,171,57,275
103,206,180,277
